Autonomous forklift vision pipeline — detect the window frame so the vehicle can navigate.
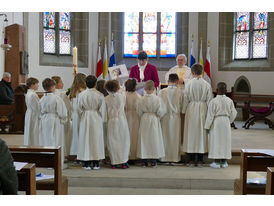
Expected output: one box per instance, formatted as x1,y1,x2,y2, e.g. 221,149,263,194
233,12,268,60
123,12,177,59
42,12,72,56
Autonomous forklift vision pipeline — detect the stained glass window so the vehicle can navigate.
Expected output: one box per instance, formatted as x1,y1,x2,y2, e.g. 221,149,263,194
124,12,139,57
160,12,176,57
124,33,139,57
43,12,71,55
234,12,268,59
123,12,176,58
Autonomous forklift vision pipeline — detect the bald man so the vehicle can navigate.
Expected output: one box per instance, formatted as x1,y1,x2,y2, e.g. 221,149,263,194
0,72,14,105
165,54,192,86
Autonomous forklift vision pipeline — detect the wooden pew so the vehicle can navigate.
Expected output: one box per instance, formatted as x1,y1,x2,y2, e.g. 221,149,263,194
17,163,36,195
266,167,274,195
234,149,274,195
9,146,68,195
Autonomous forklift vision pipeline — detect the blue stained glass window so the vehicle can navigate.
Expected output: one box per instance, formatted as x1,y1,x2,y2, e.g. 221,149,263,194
123,12,176,58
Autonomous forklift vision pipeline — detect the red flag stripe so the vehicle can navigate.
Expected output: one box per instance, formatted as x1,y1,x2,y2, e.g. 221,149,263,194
204,59,211,79
96,59,103,78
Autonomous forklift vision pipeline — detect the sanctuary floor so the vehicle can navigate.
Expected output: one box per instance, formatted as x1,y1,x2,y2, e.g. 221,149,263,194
1,121,273,195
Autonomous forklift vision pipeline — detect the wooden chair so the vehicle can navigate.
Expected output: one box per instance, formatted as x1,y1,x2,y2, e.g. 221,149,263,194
266,167,274,195
234,149,274,195
243,102,274,130
9,146,68,195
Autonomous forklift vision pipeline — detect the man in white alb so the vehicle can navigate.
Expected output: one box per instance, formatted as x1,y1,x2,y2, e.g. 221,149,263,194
165,54,192,86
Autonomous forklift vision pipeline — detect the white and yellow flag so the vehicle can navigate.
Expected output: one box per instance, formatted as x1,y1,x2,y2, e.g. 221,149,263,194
103,40,108,79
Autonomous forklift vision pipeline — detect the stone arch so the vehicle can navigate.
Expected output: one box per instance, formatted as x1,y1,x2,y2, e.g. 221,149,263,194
233,76,251,94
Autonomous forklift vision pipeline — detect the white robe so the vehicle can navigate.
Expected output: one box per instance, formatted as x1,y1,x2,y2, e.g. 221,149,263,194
165,65,192,84
54,89,73,156
136,93,166,159
77,88,106,161
204,95,237,159
159,86,183,162
105,92,130,165
40,93,67,168
70,94,81,155
24,89,41,146
125,91,141,160
182,77,212,153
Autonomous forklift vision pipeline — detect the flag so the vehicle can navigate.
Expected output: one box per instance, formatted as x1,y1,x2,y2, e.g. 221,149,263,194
96,44,103,78
189,39,196,68
103,41,108,79
109,40,116,67
199,40,204,76
204,44,211,84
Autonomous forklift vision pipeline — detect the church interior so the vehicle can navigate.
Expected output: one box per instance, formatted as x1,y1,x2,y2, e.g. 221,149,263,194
0,11,274,196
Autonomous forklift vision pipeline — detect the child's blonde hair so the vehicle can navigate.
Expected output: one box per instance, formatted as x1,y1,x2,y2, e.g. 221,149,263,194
69,73,87,99
144,80,155,91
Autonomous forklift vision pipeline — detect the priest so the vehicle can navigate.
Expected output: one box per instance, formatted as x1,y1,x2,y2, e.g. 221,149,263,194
165,54,192,86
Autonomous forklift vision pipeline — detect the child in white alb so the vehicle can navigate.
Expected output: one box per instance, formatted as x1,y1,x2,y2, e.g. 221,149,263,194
205,82,237,168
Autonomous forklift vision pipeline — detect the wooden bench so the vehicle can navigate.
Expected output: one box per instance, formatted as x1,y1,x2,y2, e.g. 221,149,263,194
9,146,68,195
234,149,274,195
266,167,274,195
17,163,36,195
232,94,274,129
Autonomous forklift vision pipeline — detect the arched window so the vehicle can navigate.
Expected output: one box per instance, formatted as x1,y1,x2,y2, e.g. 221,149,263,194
234,12,268,59
43,12,72,55
123,12,176,58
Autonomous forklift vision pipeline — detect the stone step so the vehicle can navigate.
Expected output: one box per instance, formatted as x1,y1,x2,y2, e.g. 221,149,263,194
68,176,234,190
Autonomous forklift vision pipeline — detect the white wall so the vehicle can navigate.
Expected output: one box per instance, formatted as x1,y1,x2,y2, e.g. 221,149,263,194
207,12,274,94
27,12,99,92
0,12,23,78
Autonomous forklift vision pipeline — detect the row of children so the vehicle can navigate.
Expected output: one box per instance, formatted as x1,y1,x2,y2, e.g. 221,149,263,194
23,63,237,170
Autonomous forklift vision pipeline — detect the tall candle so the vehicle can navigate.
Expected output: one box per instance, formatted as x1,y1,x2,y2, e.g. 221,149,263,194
73,46,78,66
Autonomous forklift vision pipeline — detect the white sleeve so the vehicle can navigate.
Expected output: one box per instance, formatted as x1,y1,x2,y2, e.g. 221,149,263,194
229,100,238,123
204,100,215,130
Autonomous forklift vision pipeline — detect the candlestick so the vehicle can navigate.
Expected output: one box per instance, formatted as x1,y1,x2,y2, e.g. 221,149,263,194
73,46,78,78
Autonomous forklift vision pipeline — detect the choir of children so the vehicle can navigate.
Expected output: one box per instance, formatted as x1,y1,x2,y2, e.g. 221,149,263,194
23,63,237,170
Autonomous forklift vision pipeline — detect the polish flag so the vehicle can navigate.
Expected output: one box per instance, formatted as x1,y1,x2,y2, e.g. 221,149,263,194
204,44,211,85
96,44,103,78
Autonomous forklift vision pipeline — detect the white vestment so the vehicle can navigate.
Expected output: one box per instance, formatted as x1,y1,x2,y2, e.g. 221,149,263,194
105,92,130,165
136,93,166,159
54,89,73,156
40,93,67,168
204,95,237,159
24,89,41,146
159,86,184,162
77,88,106,161
165,65,192,84
70,94,81,155
125,91,141,160
182,77,212,153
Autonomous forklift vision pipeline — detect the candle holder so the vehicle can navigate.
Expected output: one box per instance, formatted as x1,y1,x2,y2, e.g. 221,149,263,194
73,64,77,78
0,14,12,51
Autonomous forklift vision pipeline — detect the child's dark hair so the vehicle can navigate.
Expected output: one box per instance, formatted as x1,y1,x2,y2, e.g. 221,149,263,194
217,82,227,94
125,78,137,92
86,75,97,89
104,80,120,93
96,80,108,96
191,63,203,75
26,77,39,88
168,73,179,83
51,76,61,84
42,78,56,91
